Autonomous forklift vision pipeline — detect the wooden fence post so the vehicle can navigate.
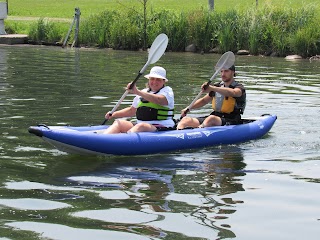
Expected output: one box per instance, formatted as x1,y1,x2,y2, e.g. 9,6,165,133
72,7,81,48
62,7,81,48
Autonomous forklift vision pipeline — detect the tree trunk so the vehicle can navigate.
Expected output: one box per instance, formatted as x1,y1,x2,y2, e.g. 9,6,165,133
143,0,147,50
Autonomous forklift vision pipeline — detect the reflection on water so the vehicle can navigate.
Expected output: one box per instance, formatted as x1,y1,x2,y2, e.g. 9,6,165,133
0,198,71,210
6,221,153,240
72,208,159,224
2,149,246,239
0,45,319,239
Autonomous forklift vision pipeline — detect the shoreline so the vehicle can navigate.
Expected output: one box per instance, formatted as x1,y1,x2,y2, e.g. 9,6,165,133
1,40,318,62
0,34,320,62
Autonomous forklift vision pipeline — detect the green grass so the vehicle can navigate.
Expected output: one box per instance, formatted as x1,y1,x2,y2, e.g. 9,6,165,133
7,0,208,18
7,0,320,18
4,0,320,57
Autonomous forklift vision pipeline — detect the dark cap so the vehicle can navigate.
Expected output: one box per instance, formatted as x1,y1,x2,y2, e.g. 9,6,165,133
229,65,236,72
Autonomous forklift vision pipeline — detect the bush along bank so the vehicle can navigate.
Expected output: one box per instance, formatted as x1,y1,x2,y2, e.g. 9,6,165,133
7,5,320,58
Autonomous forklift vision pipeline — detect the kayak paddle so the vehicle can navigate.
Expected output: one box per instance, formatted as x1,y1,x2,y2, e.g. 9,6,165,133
102,33,169,125
180,51,235,118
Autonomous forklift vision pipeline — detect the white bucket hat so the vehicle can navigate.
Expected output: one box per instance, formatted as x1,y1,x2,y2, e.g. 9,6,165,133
144,66,168,82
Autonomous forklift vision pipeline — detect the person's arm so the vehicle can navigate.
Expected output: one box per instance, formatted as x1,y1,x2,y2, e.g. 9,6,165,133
128,83,168,105
135,89,168,105
190,94,212,109
203,84,243,97
105,106,136,120
180,94,212,116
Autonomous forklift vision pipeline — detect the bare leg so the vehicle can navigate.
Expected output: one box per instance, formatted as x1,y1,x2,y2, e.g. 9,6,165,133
103,119,134,134
176,117,200,130
201,115,222,127
127,123,157,133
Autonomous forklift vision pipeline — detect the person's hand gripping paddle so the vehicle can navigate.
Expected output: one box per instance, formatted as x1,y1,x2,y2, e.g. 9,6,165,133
102,33,168,125
180,51,235,119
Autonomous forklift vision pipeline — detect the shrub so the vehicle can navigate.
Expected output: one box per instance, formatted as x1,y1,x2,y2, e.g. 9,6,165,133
289,23,320,57
28,18,64,43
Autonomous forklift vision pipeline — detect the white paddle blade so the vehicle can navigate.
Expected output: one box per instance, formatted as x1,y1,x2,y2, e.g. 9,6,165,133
148,33,168,64
215,51,235,71
140,33,168,74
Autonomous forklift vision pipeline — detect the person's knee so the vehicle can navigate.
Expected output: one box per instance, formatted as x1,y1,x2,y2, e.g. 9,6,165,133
177,117,196,129
113,119,125,126
117,120,134,132
203,116,221,126
179,117,191,125
176,118,187,128
131,123,145,132
128,123,153,133
103,120,133,134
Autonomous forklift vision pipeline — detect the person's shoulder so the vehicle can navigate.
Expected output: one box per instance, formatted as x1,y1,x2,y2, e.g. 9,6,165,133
141,88,149,92
162,86,173,92
160,86,174,100
233,81,245,88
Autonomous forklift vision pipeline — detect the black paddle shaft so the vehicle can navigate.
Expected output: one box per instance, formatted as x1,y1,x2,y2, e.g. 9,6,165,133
102,72,143,125
128,72,143,89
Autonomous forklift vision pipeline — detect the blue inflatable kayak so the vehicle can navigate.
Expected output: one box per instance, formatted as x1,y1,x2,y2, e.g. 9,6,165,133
28,114,277,156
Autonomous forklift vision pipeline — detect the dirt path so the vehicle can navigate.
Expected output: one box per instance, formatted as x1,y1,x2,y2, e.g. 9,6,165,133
7,16,72,22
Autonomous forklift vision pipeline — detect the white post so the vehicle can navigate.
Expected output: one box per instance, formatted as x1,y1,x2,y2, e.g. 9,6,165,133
208,0,214,11
0,2,8,35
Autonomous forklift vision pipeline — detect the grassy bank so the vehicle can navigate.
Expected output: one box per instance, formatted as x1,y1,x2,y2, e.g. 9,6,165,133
4,0,320,57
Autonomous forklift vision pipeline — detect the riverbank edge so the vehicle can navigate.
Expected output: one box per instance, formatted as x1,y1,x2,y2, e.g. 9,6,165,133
1,37,319,62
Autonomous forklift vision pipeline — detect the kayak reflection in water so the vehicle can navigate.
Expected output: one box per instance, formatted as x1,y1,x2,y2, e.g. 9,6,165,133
103,66,175,134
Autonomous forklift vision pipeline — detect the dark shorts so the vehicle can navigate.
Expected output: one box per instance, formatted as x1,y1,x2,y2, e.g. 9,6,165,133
196,113,241,126
152,124,176,131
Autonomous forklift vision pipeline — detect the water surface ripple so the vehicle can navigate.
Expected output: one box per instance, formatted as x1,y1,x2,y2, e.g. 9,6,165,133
0,45,319,240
